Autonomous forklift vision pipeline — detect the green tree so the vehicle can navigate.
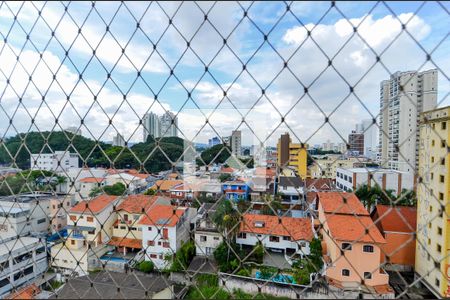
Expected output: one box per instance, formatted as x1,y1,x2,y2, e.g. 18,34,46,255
89,182,127,197
260,194,282,216
138,261,154,273
218,173,232,182
169,240,196,272
199,144,231,166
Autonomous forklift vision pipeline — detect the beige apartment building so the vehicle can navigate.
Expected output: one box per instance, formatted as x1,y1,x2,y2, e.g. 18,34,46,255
378,69,437,173
415,106,450,297
309,155,368,179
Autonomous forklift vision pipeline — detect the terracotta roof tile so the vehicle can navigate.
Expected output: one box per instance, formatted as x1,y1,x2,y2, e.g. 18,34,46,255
373,205,417,233
240,214,313,241
318,192,368,216
116,195,163,214
221,167,235,173
305,178,335,190
6,284,40,299
254,167,276,178
324,213,386,244
138,205,187,227
71,195,119,214
151,180,184,192
79,177,106,183
108,237,142,249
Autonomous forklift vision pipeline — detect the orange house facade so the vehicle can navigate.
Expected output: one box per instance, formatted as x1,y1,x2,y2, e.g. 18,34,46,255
317,192,392,295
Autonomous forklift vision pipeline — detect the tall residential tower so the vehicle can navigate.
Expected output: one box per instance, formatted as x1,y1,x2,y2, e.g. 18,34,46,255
378,69,437,173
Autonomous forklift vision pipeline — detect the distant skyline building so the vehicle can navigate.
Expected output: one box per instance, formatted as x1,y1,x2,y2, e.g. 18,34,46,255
231,130,242,157
143,112,161,142
208,136,221,148
112,133,126,147
378,69,438,172
160,111,178,138
143,111,178,142
356,119,378,160
31,151,79,172
348,130,364,155
65,126,82,136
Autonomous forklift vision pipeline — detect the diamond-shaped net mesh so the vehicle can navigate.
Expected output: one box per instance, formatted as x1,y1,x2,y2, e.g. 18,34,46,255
0,1,449,299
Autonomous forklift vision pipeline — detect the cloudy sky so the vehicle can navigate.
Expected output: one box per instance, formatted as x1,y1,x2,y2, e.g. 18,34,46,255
0,1,448,147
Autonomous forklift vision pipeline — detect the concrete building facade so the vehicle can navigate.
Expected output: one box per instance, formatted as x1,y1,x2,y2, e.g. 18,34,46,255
30,151,79,172
415,106,450,297
378,69,438,173
277,133,308,179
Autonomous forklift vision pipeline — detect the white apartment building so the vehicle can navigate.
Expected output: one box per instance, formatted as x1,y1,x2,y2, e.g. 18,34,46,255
140,205,190,270
0,194,51,240
378,69,437,173
30,151,79,172
112,133,126,147
356,119,379,160
143,112,161,141
51,195,120,276
335,167,415,195
194,203,223,256
160,111,178,138
0,237,47,297
236,214,313,257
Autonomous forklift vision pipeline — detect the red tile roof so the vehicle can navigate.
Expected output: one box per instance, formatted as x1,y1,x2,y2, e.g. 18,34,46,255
138,205,187,227
221,167,235,173
324,214,386,244
108,237,142,249
70,195,119,214
318,192,368,216
116,195,162,214
305,178,334,190
151,180,184,192
254,167,276,178
79,177,106,183
373,205,417,233
6,284,40,299
240,214,313,241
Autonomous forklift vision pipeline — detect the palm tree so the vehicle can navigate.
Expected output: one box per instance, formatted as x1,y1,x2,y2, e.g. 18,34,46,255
213,199,242,263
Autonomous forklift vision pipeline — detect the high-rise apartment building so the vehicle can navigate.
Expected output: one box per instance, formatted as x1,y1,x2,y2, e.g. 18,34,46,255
348,130,364,155
378,69,438,172
160,111,178,138
415,106,450,298
277,133,308,179
231,130,241,157
112,133,126,147
208,136,221,148
357,119,378,160
143,111,178,142
143,112,160,141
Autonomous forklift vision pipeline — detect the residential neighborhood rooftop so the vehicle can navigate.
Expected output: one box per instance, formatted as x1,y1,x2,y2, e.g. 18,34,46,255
325,214,386,244
317,192,369,216
372,204,417,233
70,195,119,214
138,205,187,227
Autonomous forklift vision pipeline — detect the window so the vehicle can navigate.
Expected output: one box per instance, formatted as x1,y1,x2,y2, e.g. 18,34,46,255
442,122,447,130
364,272,372,279
342,269,350,276
442,140,447,148
200,235,207,242
431,173,434,180
70,215,77,221
283,236,291,241
37,218,46,224
163,242,170,248
269,236,280,242
86,216,94,222
439,192,444,201
213,237,219,241
437,244,442,252
124,214,128,222
150,254,157,258
441,158,446,166
238,233,247,239
436,278,440,287
71,240,75,245
120,226,126,230
438,227,442,235
342,243,352,251
147,240,155,246
148,227,152,231
88,229,95,235
432,157,435,163
162,228,169,239
432,140,435,146
363,245,374,253
440,175,445,183
428,238,431,245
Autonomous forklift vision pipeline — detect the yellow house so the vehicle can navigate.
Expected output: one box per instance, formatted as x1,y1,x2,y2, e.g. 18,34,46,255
277,133,308,179
416,106,450,297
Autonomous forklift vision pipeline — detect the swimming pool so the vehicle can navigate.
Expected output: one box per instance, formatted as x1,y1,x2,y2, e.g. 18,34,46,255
255,271,296,284
100,255,130,263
